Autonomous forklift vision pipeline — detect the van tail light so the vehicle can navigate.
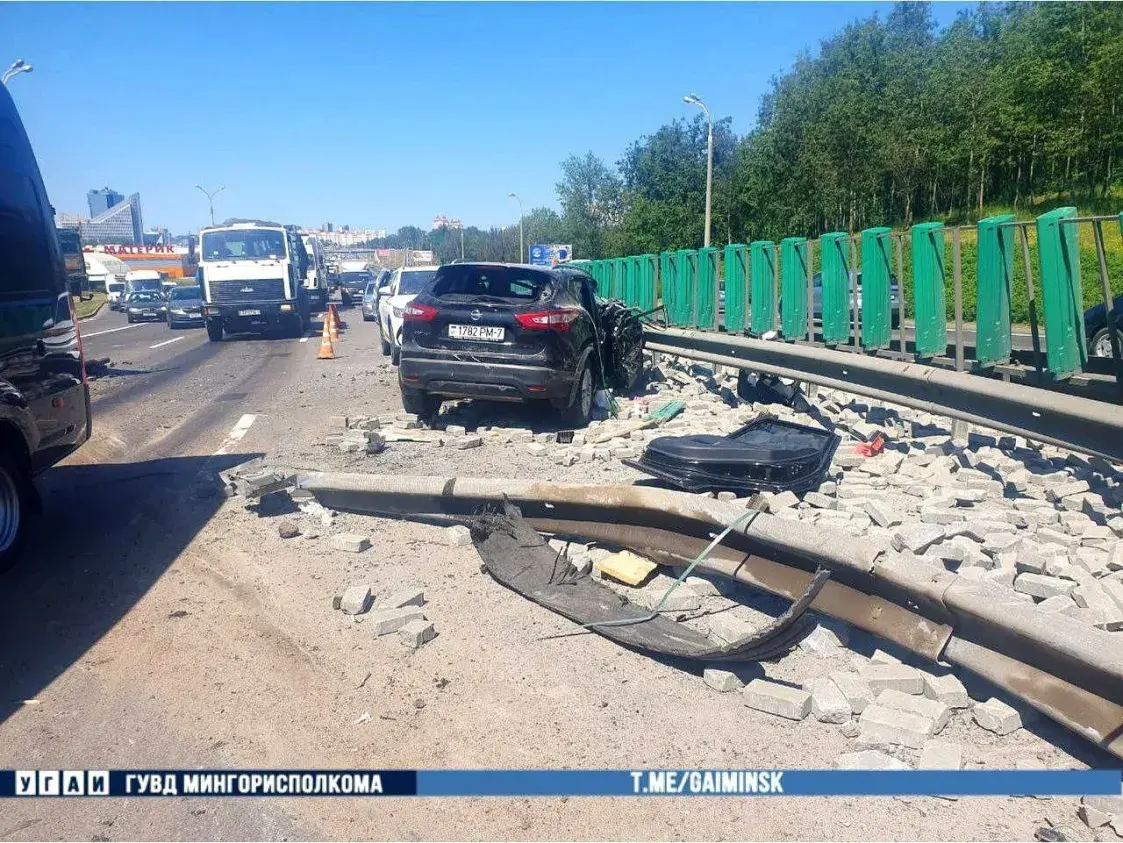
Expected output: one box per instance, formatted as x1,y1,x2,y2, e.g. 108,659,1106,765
402,302,438,322
515,308,582,331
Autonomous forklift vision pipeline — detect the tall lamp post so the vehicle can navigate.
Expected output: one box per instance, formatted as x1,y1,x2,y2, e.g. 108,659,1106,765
450,218,464,261
683,93,713,248
508,192,524,263
2,58,33,85
195,184,225,226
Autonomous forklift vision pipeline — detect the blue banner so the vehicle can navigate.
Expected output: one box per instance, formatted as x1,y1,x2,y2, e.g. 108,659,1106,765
2,768,1120,798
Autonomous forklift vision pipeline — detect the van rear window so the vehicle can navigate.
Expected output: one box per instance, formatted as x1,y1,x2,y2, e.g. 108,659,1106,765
430,266,548,302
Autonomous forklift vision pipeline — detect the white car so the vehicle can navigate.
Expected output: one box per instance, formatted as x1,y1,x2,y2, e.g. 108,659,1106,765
378,265,438,365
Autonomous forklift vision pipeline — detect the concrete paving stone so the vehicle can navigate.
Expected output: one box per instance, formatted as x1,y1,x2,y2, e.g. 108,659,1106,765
710,613,758,646
328,415,349,430
1107,517,1123,538
809,678,852,723
1036,594,1078,614
984,566,1017,588
525,443,547,457
864,500,902,528
1060,511,1095,535
972,697,1022,735
1109,542,1123,572
368,607,426,636
922,672,970,708
948,520,1018,542
634,579,701,613
397,619,437,648
1101,578,1123,611
1077,804,1114,829
703,667,745,693
829,671,876,714
876,688,951,732
891,523,946,554
444,525,473,547
870,648,902,664
1015,546,1049,575
338,585,373,615
1074,547,1110,576
982,534,1022,556
860,663,924,695
767,490,800,511
1014,572,1077,600
684,575,722,597
918,739,963,770
956,566,988,582
799,623,847,655
444,424,467,436
858,703,933,749
331,533,371,553
835,749,911,771
456,436,483,450
803,491,836,509
1037,527,1080,548
1081,795,1123,817
839,719,861,738
920,507,966,525
743,678,811,721
375,588,425,610
818,480,838,496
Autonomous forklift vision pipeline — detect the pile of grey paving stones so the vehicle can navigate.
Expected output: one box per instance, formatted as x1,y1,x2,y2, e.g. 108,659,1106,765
332,583,436,648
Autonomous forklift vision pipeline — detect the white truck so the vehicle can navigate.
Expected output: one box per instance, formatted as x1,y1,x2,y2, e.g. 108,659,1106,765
300,233,328,312
197,222,311,341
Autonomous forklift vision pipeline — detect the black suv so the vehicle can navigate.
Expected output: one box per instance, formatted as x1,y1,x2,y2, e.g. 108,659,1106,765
399,263,622,424
0,83,92,567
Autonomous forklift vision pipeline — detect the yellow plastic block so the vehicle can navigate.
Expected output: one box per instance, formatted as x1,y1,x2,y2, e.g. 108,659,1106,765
594,550,657,586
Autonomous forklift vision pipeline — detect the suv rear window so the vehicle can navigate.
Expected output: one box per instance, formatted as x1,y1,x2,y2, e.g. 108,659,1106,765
430,265,549,302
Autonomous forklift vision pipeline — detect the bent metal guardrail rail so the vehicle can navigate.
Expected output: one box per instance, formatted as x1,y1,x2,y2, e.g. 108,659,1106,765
571,208,1123,396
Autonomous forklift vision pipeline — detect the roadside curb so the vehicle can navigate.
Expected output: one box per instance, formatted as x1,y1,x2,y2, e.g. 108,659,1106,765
77,299,107,321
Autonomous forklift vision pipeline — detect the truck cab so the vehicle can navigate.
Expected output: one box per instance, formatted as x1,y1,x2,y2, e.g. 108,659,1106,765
300,234,328,313
197,222,310,341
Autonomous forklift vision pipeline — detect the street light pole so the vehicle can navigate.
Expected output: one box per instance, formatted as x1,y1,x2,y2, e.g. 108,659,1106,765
508,192,524,262
2,58,33,86
195,184,225,226
683,93,713,248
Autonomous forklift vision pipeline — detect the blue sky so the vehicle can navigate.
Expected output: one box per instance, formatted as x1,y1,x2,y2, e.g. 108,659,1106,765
4,2,968,235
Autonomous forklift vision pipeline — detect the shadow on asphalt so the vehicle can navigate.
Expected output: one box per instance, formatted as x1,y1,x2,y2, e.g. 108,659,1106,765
0,452,263,726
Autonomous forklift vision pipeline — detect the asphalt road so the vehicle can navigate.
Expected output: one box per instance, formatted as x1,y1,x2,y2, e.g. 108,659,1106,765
0,304,337,840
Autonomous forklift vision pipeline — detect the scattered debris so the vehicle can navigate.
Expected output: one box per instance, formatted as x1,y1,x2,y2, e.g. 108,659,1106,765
337,585,373,616
444,525,473,547
277,519,301,539
593,550,658,586
330,534,371,553
399,619,437,648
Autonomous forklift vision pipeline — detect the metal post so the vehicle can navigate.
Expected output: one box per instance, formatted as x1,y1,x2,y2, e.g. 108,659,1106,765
772,242,780,333
1091,219,1122,389
895,234,906,355
703,117,713,248
806,238,815,343
953,226,964,371
1019,224,1045,377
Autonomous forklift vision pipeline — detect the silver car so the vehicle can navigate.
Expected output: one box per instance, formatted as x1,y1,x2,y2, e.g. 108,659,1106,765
361,280,378,322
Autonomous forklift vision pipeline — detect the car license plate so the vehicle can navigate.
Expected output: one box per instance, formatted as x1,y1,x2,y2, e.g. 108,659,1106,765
238,309,262,317
448,324,504,342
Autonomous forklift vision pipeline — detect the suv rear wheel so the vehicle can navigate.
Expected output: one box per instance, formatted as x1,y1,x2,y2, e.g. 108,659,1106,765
0,448,30,572
554,358,594,427
400,386,440,419
379,319,391,356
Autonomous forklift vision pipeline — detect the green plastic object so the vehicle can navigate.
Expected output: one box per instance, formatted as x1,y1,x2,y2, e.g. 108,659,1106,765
722,244,748,332
636,254,657,312
820,232,850,345
659,251,676,322
613,258,628,303
1035,207,1087,378
779,237,808,339
911,222,947,358
975,214,1016,366
749,240,776,335
675,249,697,327
696,247,718,329
860,227,893,350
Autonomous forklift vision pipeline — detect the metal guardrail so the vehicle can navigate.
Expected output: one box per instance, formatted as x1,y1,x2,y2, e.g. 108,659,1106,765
574,209,1123,392
644,325,1123,462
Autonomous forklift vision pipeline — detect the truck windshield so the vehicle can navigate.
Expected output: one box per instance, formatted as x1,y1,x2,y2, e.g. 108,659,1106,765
202,229,287,262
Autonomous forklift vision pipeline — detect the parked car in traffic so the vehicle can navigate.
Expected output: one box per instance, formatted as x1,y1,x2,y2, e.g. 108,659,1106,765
124,269,165,300
398,262,621,424
378,266,439,365
124,291,168,323
107,280,126,310
1084,294,1123,358
166,285,205,329
338,270,374,306
0,81,91,568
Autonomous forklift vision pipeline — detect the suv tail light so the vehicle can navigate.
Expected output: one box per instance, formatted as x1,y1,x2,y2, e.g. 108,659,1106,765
515,308,582,331
402,301,438,322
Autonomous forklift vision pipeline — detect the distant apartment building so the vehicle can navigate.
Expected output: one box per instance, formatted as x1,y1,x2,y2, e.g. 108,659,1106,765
306,227,387,247
78,193,144,245
87,186,124,217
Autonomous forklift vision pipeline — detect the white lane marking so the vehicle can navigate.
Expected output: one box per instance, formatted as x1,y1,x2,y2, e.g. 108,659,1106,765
83,323,143,338
149,336,185,349
214,413,257,456
298,331,311,343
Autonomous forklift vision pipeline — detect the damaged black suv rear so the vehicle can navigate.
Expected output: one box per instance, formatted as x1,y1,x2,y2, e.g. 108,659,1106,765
398,262,643,424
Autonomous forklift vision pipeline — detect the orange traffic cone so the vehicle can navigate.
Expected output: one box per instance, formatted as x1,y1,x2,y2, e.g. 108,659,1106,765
331,303,343,330
316,318,334,360
327,305,340,343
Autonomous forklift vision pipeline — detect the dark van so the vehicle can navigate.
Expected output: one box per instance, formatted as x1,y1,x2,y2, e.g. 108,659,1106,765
0,83,91,567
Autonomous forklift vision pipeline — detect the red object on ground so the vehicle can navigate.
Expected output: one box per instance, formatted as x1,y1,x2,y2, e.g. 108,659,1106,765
855,433,885,457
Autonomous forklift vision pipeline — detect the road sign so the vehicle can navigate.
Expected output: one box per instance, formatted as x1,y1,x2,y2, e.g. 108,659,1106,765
529,244,573,266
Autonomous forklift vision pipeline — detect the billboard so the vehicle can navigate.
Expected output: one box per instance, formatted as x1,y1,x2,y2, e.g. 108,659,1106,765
529,244,573,266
